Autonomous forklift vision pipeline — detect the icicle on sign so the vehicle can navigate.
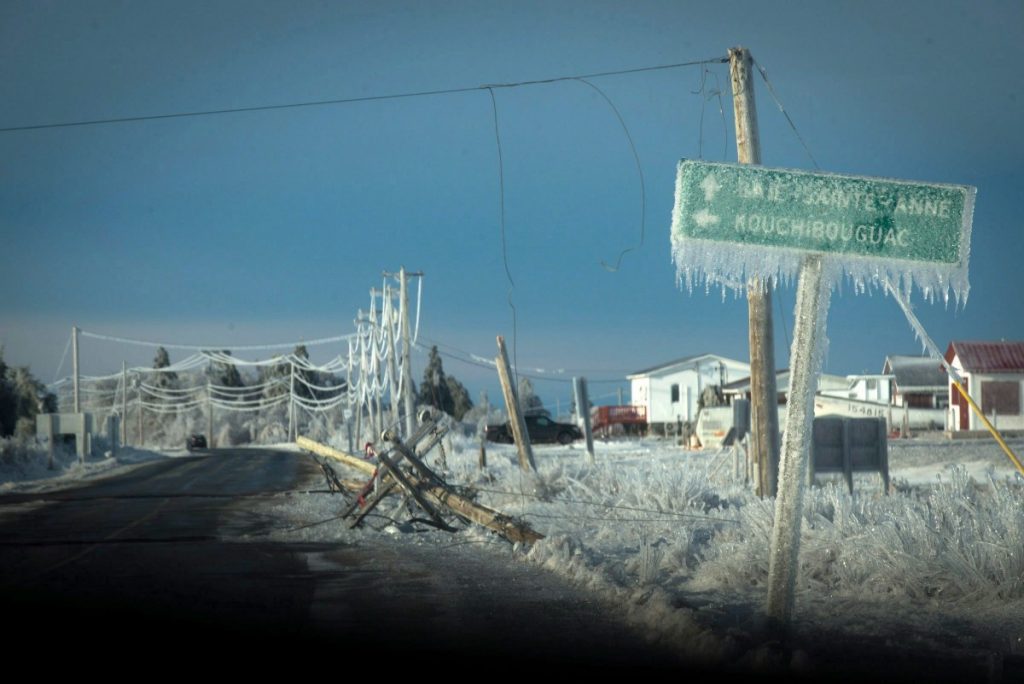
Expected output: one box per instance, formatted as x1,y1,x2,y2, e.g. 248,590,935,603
671,160,975,302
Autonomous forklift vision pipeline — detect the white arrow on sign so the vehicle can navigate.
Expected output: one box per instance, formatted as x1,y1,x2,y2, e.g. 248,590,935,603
700,174,721,202
693,208,719,227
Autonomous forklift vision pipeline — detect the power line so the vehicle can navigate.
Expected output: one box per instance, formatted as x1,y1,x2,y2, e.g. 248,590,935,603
0,57,727,134
414,339,625,384
751,56,819,169
574,77,647,273
79,329,355,351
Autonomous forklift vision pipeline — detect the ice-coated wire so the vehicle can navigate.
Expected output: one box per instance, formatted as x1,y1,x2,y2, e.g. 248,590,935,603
413,275,423,344
291,372,348,394
574,77,646,273
52,332,72,385
79,329,356,351
751,57,820,170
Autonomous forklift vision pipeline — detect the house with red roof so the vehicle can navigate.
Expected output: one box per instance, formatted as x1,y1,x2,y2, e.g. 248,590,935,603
945,341,1024,431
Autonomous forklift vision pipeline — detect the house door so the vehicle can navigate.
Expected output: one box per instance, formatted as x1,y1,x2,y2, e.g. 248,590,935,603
956,379,970,430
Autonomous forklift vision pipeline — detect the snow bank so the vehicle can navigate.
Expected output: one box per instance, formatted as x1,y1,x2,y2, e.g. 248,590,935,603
0,437,175,493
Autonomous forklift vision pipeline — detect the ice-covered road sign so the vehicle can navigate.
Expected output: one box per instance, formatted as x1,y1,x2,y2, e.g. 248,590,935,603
671,160,975,300
675,160,973,263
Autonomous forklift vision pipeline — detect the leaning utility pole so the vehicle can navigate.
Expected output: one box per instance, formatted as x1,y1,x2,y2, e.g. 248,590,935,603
496,335,536,472
729,46,780,498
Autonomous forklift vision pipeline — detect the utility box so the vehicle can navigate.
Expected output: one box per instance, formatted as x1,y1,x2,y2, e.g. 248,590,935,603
36,412,96,462
695,399,750,448
810,416,889,494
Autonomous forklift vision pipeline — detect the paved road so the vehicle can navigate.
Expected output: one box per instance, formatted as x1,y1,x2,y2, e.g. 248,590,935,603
0,449,700,675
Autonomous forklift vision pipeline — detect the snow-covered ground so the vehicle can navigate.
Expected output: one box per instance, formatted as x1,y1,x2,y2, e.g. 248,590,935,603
5,432,1021,673
257,433,1024,672
0,439,189,494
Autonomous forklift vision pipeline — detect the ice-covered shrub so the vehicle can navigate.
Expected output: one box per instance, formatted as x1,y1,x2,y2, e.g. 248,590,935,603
0,436,76,484
691,467,1024,603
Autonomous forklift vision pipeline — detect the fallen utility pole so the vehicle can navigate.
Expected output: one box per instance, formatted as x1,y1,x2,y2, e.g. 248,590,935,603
297,423,544,545
495,335,536,472
729,46,780,499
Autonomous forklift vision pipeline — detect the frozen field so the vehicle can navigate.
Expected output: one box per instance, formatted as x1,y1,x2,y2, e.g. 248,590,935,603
248,433,1022,673
4,432,1022,674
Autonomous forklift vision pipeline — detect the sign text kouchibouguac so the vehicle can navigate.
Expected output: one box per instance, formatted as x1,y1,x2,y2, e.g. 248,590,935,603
673,161,974,265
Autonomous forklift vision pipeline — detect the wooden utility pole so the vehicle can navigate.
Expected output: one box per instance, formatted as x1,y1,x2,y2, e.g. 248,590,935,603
398,268,420,440
346,341,355,453
574,377,595,462
380,287,402,430
72,325,80,413
495,335,535,472
288,361,296,441
730,46,780,498
121,360,128,445
479,390,488,470
137,375,144,447
206,380,214,447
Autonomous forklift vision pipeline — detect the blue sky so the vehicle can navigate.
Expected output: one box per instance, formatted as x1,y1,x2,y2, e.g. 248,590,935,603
1,1,1022,409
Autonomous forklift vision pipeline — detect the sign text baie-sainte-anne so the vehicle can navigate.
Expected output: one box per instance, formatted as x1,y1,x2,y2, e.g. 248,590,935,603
673,160,972,266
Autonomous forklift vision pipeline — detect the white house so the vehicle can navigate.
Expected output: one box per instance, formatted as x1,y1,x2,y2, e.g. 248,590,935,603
883,355,948,409
820,374,894,403
725,369,850,404
628,353,750,429
946,340,1024,431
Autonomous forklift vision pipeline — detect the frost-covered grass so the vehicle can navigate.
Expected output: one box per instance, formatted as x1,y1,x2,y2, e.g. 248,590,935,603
403,435,1024,660
262,432,1023,658
10,420,1020,664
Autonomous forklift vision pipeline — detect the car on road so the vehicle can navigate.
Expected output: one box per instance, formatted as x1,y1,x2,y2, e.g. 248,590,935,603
186,434,208,451
486,415,583,445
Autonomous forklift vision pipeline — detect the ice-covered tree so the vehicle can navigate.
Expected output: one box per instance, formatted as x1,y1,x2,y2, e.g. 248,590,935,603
206,350,244,389
446,374,473,422
151,346,179,391
517,377,545,416
0,348,56,438
417,345,473,420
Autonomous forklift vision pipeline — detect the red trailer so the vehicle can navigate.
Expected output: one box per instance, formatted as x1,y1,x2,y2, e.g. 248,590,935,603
592,405,648,436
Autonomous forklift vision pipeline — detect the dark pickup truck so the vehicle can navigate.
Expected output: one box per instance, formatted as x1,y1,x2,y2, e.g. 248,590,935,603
486,415,583,445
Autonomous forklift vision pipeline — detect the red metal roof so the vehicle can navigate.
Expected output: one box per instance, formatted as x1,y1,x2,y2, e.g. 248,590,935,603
945,341,1024,373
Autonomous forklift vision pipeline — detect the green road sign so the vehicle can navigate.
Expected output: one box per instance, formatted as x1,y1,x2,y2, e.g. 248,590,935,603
673,161,974,265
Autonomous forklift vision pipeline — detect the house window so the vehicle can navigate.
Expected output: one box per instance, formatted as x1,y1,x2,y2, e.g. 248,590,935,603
981,381,1021,416
670,384,680,403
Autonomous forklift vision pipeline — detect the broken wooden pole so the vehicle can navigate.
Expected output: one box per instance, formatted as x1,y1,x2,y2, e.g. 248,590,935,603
495,335,536,472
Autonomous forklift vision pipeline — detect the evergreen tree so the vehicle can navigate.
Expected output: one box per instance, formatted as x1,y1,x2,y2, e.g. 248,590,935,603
206,350,244,388
151,346,178,390
0,350,16,436
517,377,545,415
446,374,473,421
417,346,473,420
0,348,56,438
291,345,317,399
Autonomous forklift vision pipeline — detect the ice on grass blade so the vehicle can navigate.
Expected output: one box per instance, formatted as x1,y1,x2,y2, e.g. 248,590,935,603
671,160,975,305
